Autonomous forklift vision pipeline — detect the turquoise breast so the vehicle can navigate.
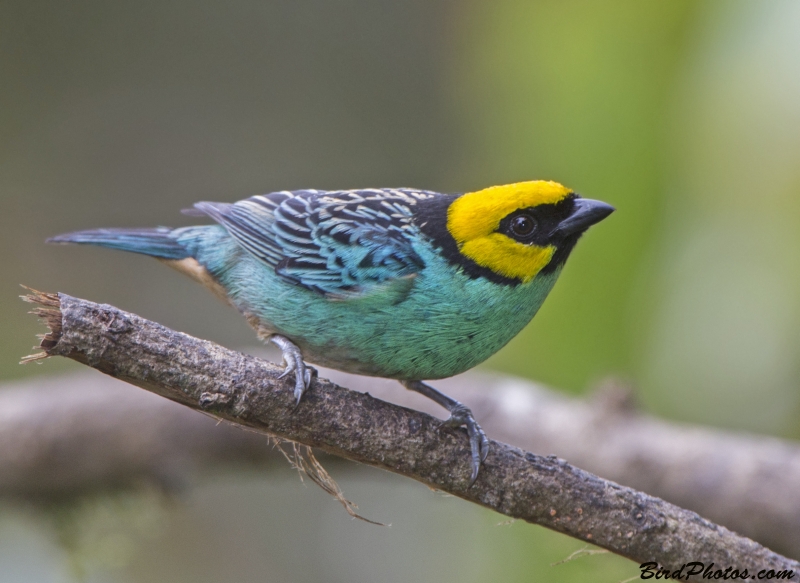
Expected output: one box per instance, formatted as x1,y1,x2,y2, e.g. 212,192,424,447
201,232,561,380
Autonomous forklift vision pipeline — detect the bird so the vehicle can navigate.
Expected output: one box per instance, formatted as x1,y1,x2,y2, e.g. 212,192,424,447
48,180,613,483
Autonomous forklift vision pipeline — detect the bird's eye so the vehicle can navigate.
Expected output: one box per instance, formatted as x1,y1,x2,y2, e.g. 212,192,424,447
510,214,536,238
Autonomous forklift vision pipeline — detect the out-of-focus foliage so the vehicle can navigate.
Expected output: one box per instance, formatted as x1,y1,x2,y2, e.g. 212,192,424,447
2,0,799,581
638,1,800,435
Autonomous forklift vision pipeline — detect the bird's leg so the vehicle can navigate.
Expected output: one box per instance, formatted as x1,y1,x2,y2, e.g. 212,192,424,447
401,380,490,485
270,335,314,406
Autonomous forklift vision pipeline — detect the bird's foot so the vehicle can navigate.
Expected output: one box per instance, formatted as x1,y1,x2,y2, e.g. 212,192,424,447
441,403,490,485
270,335,315,405
401,380,490,485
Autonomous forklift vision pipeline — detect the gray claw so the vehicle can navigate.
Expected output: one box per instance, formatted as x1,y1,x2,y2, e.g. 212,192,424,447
442,403,489,486
401,380,490,485
270,335,313,405
277,363,295,380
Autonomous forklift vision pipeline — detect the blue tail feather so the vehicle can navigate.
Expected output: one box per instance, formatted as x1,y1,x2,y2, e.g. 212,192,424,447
47,227,190,260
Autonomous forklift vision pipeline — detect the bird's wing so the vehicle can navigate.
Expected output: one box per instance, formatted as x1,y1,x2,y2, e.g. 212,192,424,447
193,188,436,299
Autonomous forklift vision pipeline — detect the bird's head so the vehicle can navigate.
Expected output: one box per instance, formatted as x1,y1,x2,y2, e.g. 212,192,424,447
424,181,614,284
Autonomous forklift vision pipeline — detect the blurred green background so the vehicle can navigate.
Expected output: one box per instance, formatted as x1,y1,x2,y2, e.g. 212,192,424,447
2,0,800,581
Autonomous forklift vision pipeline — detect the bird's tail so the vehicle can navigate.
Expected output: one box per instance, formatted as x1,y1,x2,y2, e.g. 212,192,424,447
47,227,190,260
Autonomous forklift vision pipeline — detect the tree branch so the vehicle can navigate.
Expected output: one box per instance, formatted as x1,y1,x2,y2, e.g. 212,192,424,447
5,371,800,558
21,290,800,572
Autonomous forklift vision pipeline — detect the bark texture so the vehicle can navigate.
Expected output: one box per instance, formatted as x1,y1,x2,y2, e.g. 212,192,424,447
3,370,800,558
21,291,800,573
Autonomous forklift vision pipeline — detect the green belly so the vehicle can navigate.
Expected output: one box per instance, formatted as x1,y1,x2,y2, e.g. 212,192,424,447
214,242,561,380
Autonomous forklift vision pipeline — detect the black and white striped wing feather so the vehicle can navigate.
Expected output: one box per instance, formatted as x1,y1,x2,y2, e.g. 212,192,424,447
193,189,436,299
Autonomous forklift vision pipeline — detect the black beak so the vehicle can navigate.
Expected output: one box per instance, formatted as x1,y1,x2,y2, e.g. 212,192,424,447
553,198,615,237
